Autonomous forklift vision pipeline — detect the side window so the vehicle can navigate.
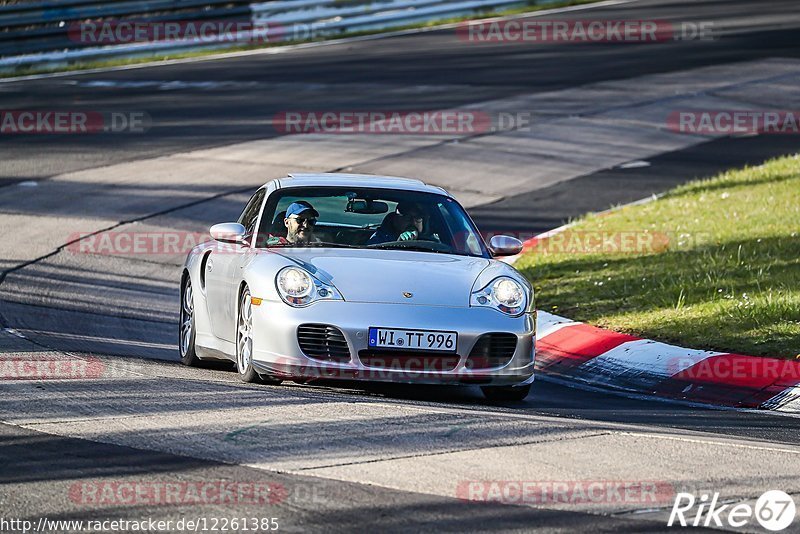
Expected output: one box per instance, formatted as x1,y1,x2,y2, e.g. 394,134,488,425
238,189,266,238
438,201,482,255
436,202,457,245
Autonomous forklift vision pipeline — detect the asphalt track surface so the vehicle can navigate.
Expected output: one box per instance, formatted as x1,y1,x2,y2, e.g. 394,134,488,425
1,0,799,183
2,0,800,531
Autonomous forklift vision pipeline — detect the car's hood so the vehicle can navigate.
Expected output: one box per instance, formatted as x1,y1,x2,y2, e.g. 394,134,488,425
274,248,491,306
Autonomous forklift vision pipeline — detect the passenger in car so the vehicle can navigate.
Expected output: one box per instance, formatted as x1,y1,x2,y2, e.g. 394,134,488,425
367,202,425,245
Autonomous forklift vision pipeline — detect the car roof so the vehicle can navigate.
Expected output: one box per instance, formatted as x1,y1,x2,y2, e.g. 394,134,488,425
272,173,450,196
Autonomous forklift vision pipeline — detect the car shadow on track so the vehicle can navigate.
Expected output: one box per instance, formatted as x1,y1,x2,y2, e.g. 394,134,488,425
284,379,526,407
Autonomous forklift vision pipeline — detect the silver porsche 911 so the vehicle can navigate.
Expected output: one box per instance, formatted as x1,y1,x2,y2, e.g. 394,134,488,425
179,173,535,400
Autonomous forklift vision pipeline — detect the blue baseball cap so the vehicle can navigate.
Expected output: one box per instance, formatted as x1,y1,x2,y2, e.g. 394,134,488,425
285,201,319,218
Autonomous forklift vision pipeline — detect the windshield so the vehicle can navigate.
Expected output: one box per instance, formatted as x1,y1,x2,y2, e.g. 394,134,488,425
255,186,489,258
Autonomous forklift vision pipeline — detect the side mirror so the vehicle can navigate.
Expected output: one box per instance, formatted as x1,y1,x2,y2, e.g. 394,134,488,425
210,222,248,245
489,235,523,257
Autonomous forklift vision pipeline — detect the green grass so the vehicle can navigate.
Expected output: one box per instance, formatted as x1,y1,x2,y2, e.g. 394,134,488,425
516,154,800,359
1,0,602,79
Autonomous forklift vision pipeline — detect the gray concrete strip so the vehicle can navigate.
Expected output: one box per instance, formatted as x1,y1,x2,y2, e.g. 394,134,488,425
2,367,799,525
1,254,177,323
1,300,176,360
468,132,800,235
2,0,800,186
174,134,452,169
712,75,800,108
302,432,800,532
1,421,696,533
343,60,800,201
350,117,696,201
2,377,593,466
588,94,760,130
463,58,800,118
0,212,119,265
1,318,799,528
0,159,287,267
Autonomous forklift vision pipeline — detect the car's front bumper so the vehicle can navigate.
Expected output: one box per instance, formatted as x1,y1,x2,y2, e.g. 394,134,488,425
250,300,535,386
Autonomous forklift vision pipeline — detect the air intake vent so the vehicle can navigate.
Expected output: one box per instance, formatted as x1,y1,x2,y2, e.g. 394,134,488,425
297,324,351,363
465,333,517,369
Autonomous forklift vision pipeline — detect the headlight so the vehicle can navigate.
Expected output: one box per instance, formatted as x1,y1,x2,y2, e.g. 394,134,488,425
493,278,524,307
470,276,528,316
276,266,342,307
279,268,312,299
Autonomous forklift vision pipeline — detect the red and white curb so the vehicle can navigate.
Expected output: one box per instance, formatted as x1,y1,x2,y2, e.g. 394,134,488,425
507,197,800,413
534,311,800,412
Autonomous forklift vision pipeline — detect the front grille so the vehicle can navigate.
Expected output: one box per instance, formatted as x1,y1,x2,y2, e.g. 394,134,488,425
465,333,517,369
297,324,351,363
358,350,460,372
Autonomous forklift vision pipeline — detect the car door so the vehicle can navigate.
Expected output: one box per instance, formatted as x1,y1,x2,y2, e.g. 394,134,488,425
206,188,266,342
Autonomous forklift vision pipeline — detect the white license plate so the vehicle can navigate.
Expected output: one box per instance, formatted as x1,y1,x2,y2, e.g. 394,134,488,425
368,327,457,352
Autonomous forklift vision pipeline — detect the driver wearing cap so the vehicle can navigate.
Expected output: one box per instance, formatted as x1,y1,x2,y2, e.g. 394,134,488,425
266,201,320,246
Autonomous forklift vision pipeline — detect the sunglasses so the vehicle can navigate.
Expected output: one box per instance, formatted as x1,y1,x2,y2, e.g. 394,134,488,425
290,216,317,226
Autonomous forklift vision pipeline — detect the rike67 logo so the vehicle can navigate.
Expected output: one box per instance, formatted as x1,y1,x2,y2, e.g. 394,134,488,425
669,490,796,531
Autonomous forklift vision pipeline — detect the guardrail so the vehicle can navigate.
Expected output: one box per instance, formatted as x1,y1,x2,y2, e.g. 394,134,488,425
0,0,253,60
0,0,537,71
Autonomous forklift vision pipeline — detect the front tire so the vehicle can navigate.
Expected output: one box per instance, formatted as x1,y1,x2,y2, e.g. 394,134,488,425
179,275,200,366
481,384,531,402
236,286,261,382
236,286,281,385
